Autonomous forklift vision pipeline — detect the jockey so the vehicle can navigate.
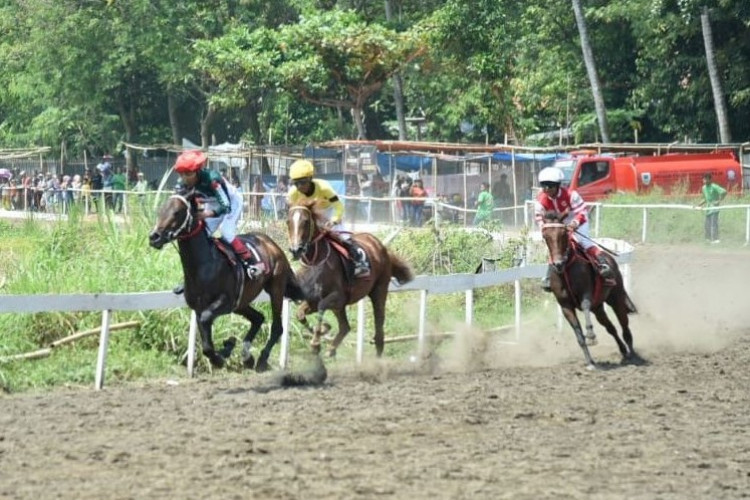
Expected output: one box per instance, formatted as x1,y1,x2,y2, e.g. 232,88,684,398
534,166,613,291
174,150,264,279
287,159,369,277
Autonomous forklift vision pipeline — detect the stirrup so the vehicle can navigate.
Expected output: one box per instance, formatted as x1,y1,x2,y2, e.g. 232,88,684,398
245,263,265,279
172,283,184,295
353,263,370,277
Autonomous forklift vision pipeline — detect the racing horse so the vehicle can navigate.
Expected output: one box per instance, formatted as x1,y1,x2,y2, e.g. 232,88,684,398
149,189,304,371
287,199,414,357
541,211,639,369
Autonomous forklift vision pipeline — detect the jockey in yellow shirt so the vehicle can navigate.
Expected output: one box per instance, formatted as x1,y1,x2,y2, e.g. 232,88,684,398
287,159,369,277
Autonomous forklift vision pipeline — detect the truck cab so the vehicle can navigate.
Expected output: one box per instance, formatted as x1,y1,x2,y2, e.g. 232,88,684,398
554,151,618,201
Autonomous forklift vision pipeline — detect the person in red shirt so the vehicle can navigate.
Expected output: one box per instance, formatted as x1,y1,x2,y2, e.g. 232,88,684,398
534,167,613,291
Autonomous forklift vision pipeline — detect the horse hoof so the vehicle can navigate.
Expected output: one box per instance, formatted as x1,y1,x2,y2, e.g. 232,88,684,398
585,336,598,346
209,355,226,369
255,360,270,373
310,343,322,354
243,353,255,370
327,348,337,359
585,363,597,371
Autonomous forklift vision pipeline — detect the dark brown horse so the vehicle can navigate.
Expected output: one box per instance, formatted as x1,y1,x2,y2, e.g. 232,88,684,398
541,211,639,369
287,200,414,357
149,190,304,371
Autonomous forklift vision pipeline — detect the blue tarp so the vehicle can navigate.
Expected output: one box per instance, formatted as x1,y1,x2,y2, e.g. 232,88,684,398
377,153,432,176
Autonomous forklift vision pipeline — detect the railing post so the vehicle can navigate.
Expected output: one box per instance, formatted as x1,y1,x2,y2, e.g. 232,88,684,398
356,300,366,364
594,203,601,238
465,289,473,326
417,289,428,358
94,309,112,390
514,259,523,342
641,207,648,243
187,310,198,377
745,207,750,246
279,299,290,369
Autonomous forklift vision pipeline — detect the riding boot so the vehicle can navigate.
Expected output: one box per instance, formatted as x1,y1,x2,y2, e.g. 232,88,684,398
541,265,553,292
587,246,615,283
341,239,369,277
230,237,264,279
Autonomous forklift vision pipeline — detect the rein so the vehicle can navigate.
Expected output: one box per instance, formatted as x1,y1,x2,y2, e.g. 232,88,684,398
290,205,331,266
167,194,204,241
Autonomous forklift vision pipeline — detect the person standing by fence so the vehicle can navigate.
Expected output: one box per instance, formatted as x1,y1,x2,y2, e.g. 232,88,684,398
695,172,727,244
473,181,494,225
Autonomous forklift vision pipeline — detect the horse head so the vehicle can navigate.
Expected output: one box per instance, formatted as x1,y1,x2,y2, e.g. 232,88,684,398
149,189,200,249
541,211,572,274
287,200,323,260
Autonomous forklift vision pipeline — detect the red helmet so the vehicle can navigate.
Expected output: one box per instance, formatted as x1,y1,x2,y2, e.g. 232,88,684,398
174,150,207,174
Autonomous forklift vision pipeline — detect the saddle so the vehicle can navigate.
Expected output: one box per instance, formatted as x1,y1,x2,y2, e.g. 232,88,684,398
324,233,370,282
213,237,269,276
569,241,616,298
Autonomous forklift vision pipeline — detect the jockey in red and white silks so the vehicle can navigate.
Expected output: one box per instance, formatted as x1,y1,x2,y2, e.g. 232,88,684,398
535,167,613,285
533,169,596,252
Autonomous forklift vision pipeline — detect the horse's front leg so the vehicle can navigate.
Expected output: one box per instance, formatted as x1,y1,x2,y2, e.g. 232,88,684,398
315,291,346,357
581,297,597,345
326,308,351,359
560,306,597,370
197,297,233,368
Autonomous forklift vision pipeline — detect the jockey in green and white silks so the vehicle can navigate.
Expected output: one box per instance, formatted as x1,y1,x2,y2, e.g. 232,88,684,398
174,150,263,279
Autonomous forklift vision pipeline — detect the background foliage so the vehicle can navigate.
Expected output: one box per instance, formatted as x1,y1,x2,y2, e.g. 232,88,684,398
1,0,749,156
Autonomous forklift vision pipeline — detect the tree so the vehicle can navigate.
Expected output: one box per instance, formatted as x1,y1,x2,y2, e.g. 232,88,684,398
701,6,731,143
276,9,425,139
571,0,610,143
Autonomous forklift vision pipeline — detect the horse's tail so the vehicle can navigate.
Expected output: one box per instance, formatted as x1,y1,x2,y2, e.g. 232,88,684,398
624,290,638,314
389,250,415,285
284,272,306,302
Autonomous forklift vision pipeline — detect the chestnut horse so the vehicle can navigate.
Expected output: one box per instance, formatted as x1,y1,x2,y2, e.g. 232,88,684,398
287,200,414,357
541,211,640,369
149,190,304,371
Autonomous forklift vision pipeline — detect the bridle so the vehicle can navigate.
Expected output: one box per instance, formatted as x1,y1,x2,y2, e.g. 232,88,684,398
288,204,329,265
541,221,572,270
165,194,204,242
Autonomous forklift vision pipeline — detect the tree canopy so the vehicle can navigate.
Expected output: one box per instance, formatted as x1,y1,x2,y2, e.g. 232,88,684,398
1,0,748,156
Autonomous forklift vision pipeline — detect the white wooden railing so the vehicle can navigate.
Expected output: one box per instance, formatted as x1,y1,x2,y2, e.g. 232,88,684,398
0,237,633,390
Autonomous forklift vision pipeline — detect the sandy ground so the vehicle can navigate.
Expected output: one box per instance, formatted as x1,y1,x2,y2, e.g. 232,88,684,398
2,244,750,500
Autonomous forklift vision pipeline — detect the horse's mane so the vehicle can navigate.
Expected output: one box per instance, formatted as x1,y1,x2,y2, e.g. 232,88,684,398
290,199,328,228
543,210,565,223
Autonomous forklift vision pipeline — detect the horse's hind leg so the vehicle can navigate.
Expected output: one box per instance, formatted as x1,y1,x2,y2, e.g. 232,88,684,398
255,288,285,373
234,304,265,370
592,305,629,360
609,294,636,359
369,284,388,357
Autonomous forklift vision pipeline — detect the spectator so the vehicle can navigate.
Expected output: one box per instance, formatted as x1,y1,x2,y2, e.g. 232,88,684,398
492,172,512,222
111,168,126,213
97,155,114,210
133,172,149,211
398,175,412,225
695,172,727,244
359,173,373,222
474,182,494,225
410,178,427,227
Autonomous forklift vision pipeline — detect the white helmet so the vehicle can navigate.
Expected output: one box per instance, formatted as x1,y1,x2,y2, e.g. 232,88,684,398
538,167,564,185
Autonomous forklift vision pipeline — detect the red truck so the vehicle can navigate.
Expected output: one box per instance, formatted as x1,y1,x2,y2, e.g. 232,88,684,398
555,150,742,201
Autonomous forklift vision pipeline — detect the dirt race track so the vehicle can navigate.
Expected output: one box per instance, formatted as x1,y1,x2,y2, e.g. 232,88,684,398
2,244,750,500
